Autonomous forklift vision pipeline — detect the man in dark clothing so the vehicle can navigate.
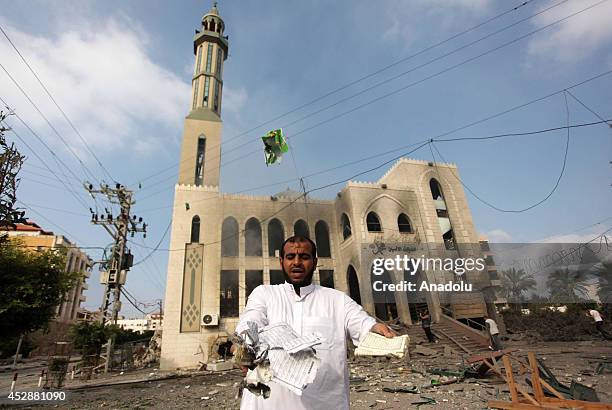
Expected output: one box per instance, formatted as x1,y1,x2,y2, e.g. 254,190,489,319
420,310,437,343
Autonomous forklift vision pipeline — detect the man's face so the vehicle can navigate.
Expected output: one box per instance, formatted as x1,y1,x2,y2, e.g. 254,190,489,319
280,241,317,286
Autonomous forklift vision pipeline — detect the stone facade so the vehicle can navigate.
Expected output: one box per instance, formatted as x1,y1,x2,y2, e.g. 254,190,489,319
160,5,492,370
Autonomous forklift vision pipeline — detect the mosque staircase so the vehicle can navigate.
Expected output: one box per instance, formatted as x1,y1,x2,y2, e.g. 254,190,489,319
403,314,490,356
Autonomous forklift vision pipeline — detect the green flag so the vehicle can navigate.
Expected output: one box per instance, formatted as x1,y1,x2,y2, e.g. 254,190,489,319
261,128,289,166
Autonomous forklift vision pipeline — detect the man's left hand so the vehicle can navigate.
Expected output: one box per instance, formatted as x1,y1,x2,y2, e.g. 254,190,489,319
371,323,397,338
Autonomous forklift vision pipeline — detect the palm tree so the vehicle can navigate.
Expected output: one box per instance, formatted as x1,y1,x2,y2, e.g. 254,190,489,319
546,268,590,303
593,261,612,304
500,268,537,310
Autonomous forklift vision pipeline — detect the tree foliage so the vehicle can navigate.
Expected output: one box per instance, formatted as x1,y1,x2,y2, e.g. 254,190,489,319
0,239,78,339
70,321,115,356
594,261,612,304
0,109,26,231
500,268,537,308
546,268,590,303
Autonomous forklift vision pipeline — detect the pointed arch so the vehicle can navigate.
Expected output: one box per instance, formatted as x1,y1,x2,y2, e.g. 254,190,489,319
347,265,361,305
366,212,382,232
294,219,309,238
190,215,201,243
315,220,331,257
221,217,239,257
397,213,412,233
194,136,206,186
341,213,352,240
268,218,284,257
245,217,262,256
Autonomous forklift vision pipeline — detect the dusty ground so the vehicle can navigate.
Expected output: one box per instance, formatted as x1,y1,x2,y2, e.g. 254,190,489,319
1,340,610,409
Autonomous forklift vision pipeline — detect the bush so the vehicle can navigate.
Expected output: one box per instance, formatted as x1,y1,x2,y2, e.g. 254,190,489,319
0,335,34,360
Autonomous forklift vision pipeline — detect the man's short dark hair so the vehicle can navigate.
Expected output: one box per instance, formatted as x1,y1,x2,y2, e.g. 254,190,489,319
280,235,317,259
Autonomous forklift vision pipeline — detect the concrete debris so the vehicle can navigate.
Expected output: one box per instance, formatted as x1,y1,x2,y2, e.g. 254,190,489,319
413,345,437,356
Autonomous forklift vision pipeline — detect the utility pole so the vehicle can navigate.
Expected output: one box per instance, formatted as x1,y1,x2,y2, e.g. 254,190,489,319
85,182,146,373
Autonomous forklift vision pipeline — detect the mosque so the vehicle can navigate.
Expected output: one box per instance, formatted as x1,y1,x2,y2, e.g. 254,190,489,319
160,4,496,369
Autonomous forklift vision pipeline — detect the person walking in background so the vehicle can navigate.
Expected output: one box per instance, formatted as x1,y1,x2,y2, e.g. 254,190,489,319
420,310,437,343
484,315,503,350
588,308,611,340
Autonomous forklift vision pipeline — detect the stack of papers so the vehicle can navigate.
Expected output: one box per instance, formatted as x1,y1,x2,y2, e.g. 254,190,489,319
251,322,321,396
355,332,410,358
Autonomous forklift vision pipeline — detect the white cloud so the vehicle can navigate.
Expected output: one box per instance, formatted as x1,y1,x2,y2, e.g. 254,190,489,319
0,16,190,158
527,0,612,63
223,86,248,114
484,229,513,243
378,0,491,46
535,228,607,244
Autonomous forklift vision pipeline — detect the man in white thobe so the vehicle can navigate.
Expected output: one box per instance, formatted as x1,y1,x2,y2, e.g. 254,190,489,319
236,235,394,410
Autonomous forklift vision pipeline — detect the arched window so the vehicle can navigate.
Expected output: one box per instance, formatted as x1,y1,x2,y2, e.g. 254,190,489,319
210,20,216,32
221,217,238,257
366,212,382,232
203,21,208,31
347,265,361,305
268,219,284,257
294,219,309,238
194,136,206,186
397,213,412,233
341,213,352,240
429,178,455,250
245,217,262,256
315,221,331,257
190,215,201,243
430,178,443,200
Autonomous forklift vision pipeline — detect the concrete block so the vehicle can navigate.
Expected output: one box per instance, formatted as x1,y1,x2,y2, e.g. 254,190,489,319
206,360,234,371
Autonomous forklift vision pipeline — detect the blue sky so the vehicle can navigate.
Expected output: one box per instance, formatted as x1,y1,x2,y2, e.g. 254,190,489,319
1,0,611,316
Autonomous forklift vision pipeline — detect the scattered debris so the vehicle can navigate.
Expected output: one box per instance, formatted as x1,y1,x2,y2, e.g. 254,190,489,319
413,345,437,356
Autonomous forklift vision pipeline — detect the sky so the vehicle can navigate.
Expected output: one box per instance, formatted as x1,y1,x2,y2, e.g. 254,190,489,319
1,0,611,317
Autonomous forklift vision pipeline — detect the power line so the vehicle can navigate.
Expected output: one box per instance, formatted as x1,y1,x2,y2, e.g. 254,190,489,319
564,89,611,126
134,0,584,190
132,0,541,188
132,220,171,266
0,64,101,184
0,23,116,183
429,92,573,213
132,114,611,253
0,97,92,209
136,115,611,215
16,200,87,245
196,1,612,180
119,288,148,316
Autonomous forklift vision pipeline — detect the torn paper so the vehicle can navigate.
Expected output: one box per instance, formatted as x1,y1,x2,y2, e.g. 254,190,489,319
354,332,410,358
258,323,320,395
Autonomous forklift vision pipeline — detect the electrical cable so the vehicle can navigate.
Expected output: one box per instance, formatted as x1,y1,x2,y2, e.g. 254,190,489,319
428,92,573,213
0,65,101,185
132,0,538,187
132,220,172,266
0,99,92,210
135,0,593,190
0,23,116,183
216,0,611,173
564,89,611,126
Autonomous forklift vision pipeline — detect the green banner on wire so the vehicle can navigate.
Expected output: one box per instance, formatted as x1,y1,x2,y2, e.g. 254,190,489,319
261,128,289,165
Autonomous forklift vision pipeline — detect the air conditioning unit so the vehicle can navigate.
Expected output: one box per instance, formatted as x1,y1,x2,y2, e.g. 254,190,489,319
201,313,219,327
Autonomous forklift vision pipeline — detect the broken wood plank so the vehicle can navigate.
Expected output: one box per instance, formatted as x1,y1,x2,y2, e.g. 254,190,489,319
466,348,514,364
503,355,519,403
487,399,560,410
528,352,545,402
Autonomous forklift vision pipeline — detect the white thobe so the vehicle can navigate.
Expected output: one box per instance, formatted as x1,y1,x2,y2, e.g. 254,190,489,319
235,282,376,410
